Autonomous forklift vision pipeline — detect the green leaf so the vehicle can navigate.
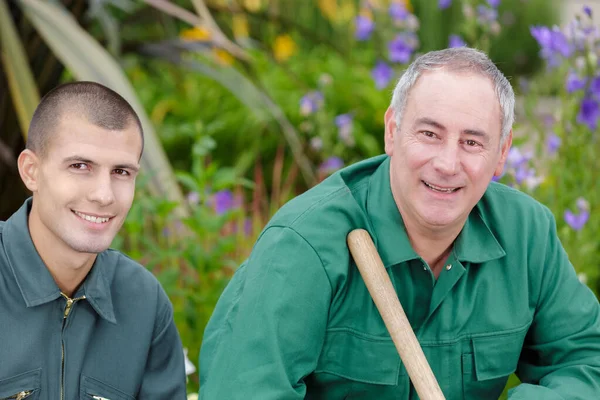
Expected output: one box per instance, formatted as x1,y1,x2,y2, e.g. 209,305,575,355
0,0,40,138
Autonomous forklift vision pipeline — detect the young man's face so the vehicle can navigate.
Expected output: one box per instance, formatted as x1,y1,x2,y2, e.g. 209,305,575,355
24,114,142,255
384,69,512,234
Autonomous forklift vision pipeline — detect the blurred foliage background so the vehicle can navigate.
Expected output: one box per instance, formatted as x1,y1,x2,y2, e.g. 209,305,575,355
2,0,599,396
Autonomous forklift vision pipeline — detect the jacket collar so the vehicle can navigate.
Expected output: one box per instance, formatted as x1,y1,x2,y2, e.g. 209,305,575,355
3,198,117,323
366,157,505,268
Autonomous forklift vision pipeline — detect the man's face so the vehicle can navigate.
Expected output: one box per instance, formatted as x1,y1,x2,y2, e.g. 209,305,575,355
384,69,512,233
26,115,142,255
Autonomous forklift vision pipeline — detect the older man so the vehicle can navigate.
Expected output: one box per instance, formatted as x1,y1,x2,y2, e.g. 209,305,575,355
0,82,186,399
199,48,600,399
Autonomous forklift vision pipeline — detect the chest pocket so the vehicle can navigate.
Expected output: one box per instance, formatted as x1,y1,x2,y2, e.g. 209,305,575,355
462,328,528,399
80,376,135,400
309,329,406,399
0,369,41,400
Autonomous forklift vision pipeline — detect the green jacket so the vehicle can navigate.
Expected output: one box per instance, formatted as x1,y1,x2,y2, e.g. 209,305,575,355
200,155,600,399
0,199,187,400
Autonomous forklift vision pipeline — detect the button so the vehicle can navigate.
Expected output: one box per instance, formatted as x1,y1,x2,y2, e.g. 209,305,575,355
446,264,452,271
423,266,427,271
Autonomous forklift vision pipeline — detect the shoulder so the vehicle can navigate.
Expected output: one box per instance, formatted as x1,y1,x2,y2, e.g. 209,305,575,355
266,156,382,236
479,182,555,243
101,249,169,303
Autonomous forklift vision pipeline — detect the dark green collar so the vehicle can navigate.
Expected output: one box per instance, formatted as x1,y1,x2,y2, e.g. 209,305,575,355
3,198,117,323
366,156,505,267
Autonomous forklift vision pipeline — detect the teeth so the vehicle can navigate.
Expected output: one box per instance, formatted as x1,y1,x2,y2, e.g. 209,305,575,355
424,181,458,193
74,211,110,224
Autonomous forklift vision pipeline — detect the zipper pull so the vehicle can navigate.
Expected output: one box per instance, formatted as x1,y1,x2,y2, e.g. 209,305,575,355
64,298,74,319
91,396,110,400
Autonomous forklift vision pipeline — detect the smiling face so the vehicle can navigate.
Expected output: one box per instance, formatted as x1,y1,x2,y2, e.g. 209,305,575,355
384,69,512,235
20,114,142,257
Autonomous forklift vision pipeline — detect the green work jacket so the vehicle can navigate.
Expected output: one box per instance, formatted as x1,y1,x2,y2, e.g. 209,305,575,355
0,199,187,400
200,155,600,399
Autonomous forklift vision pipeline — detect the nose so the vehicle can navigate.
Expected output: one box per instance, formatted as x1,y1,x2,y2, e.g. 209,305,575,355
432,142,460,176
87,172,116,206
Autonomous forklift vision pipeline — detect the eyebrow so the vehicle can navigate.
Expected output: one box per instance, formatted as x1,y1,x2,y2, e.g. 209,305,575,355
62,155,140,173
414,117,489,141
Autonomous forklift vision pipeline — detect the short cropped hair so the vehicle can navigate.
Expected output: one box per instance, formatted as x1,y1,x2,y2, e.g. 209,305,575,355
26,81,144,157
391,47,515,144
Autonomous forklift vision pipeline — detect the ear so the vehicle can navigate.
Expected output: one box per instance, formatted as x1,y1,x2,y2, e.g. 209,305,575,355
493,130,513,177
18,149,41,192
384,107,397,156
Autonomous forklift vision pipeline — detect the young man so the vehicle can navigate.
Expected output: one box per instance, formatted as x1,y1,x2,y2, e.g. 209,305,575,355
0,82,187,399
199,48,600,399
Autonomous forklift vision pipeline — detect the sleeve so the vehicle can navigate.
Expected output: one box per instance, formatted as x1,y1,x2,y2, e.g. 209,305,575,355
138,284,188,399
509,211,600,399
199,226,332,400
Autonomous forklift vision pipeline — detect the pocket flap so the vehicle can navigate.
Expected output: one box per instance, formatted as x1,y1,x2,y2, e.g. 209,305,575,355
0,369,41,398
315,329,401,385
472,331,526,381
80,376,135,400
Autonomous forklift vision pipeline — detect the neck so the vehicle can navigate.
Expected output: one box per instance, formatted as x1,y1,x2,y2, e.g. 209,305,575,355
28,210,96,297
402,213,464,278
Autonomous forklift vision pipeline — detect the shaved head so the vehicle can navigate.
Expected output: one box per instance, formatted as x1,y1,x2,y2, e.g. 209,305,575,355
27,81,144,158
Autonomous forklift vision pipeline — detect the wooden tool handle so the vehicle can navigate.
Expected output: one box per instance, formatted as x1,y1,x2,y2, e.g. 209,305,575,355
347,229,445,400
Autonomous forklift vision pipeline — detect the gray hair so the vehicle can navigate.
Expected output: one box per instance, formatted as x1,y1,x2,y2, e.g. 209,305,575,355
390,47,515,143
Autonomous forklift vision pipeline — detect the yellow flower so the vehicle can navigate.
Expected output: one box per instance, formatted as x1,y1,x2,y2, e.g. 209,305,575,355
180,26,212,42
273,34,297,62
233,14,249,39
213,48,235,66
317,0,337,22
243,0,262,12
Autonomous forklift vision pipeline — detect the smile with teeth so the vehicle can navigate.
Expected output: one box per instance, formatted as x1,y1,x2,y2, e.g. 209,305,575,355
73,210,111,224
423,181,460,193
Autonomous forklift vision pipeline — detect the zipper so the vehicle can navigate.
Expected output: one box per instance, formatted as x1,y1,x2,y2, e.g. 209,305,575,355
0,391,33,400
60,292,86,400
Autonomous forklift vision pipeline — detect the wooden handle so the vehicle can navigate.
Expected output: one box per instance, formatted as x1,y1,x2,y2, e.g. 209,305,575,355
347,229,445,400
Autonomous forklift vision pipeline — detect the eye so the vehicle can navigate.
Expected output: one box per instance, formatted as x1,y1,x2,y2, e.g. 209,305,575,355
113,168,130,176
70,163,89,170
465,139,481,147
422,131,437,139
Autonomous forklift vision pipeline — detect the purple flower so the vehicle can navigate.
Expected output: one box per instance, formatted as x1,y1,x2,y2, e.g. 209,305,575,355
590,75,600,98
299,91,324,116
388,33,417,63
438,0,452,10
584,6,592,18
564,207,590,231
566,70,587,93
213,190,234,214
477,5,498,24
577,96,600,130
355,16,374,41
320,156,344,173
449,34,466,48
372,61,394,89
335,113,354,145
506,147,530,169
487,0,500,8
187,191,200,206
546,133,561,155
389,3,409,21
577,197,590,211
514,164,534,184
530,26,573,65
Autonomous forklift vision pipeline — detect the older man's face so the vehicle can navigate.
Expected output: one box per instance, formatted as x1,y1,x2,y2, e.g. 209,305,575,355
384,69,512,234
